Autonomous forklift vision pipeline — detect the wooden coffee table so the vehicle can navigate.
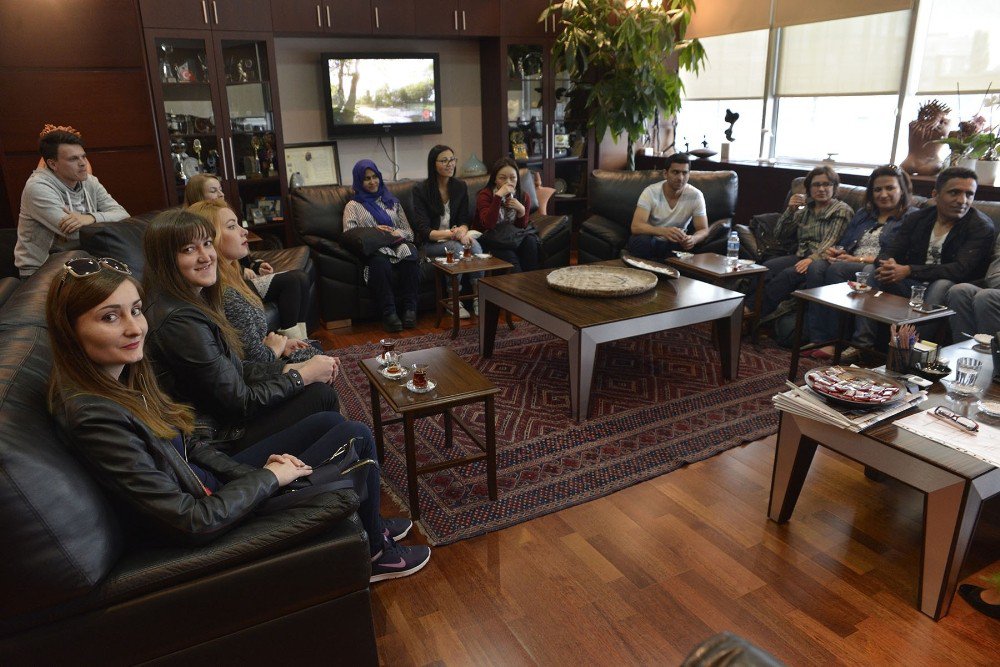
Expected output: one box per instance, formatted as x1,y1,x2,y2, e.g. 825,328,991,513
432,255,514,338
665,252,768,342
359,346,499,520
478,259,745,422
788,283,955,380
769,340,1000,619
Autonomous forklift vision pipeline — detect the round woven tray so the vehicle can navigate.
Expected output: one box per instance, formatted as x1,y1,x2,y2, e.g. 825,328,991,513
546,265,658,297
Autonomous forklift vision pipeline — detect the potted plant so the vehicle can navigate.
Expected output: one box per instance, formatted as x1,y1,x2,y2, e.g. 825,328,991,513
542,0,705,170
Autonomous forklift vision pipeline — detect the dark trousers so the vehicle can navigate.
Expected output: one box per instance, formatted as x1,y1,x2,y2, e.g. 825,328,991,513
232,411,384,557
761,254,806,315
626,233,683,261
261,269,311,328
367,252,419,316
234,383,340,448
490,234,540,273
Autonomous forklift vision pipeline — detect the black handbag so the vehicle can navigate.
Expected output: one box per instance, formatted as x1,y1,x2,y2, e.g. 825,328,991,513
341,227,399,257
483,222,538,251
257,436,377,513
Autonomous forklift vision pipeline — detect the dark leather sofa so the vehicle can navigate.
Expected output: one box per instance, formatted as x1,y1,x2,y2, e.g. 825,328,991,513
78,211,319,331
0,253,377,664
291,169,571,324
577,169,739,264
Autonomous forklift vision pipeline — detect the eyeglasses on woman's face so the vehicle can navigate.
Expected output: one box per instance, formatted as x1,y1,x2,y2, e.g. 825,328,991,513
436,157,458,165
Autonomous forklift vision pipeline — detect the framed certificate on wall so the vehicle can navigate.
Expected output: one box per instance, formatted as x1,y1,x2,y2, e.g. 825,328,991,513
283,141,341,186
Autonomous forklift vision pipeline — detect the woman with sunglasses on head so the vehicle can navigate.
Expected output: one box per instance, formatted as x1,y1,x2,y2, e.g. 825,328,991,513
189,198,318,363
47,257,430,579
185,173,312,341
411,145,484,318
473,157,539,273
761,165,854,317
344,159,420,333
802,165,918,359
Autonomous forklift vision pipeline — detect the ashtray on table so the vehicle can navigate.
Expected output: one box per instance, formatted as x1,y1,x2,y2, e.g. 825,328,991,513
915,361,950,382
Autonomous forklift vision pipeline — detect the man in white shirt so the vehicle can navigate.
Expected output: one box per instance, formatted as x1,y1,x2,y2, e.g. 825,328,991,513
626,152,708,261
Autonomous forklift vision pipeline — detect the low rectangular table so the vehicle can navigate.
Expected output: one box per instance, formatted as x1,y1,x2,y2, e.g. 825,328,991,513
478,260,745,421
665,252,768,342
788,282,955,380
359,346,499,520
769,341,1000,619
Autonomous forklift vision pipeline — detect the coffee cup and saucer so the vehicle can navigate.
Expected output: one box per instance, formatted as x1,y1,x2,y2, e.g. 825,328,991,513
406,363,435,393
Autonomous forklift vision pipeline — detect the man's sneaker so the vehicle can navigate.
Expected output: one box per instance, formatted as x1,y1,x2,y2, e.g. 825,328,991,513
370,542,431,582
383,516,413,543
472,299,479,316
445,303,471,319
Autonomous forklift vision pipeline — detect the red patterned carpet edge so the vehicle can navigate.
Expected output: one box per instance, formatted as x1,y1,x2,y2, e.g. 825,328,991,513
336,323,811,546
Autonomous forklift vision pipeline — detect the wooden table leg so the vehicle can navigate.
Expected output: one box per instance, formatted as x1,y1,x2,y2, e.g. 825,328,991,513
434,270,444,329
715,304,742,381
767,413,818,523
479,289,500,358
752,273,765,345
449,274,461,338
443,407,453,448
788,299,806,381
369,382,385,463
485,395,497,501
403,413,420,520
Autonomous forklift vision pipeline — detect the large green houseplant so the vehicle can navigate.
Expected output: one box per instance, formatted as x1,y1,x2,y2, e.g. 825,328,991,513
542,0,706,169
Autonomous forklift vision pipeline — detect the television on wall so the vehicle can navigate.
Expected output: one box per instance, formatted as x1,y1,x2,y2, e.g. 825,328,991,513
320,52,442,138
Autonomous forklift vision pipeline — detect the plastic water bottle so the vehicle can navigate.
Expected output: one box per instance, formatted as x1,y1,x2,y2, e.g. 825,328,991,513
726,229,740,268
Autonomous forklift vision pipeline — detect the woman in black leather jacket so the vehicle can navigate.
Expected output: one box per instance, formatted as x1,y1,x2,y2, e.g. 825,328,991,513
46,256,431,579
141,209,341,450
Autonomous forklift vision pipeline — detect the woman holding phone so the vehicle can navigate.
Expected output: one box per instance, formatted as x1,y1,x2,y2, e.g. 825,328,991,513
46,256,429,580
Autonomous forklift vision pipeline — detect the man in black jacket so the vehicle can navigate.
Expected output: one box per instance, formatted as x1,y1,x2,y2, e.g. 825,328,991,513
850,167,995,351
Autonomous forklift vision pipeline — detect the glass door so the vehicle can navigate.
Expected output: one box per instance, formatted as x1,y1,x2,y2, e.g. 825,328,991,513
506,44,548,168
152,35,224,204
218,38,283,228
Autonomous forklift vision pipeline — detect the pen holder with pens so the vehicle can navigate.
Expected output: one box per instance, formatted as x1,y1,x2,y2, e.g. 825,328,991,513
886,345,915,373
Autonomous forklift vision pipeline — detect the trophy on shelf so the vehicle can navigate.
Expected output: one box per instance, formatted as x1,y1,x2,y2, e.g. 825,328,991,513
206,149,219,175
159,43,175,83
192,139,203,167
259,132,276,177
245,135,262,178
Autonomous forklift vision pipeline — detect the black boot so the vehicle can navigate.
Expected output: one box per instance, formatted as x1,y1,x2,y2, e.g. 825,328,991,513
382,313,403,333
402,310,417,329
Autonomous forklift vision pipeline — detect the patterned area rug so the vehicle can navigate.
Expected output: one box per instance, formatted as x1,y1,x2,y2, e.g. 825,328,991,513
337,323,804,545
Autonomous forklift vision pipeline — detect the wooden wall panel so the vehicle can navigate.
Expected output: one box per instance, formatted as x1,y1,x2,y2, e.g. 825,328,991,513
0,0,143,69
0,71,157,153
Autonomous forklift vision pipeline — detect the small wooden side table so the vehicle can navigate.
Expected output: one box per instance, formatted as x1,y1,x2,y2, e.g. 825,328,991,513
665,252,768,342
359,346,499,520
432,255,514,338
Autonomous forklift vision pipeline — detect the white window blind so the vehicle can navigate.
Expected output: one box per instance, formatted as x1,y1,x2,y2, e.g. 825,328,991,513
680,30,769,100
916,0,1000,94
777,10,911,97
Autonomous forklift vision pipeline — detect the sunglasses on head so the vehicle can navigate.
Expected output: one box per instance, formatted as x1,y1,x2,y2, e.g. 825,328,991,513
60,257,132,285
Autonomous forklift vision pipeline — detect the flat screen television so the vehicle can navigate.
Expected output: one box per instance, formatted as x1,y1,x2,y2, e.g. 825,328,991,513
320,52,442,137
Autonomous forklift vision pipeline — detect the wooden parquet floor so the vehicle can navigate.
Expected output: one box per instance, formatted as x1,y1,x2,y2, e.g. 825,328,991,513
314,314,1000,666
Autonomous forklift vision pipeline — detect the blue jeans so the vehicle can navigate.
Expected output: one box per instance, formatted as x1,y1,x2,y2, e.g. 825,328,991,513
233,412,385,557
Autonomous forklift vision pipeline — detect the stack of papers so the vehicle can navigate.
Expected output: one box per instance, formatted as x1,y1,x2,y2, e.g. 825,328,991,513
773,381,927,432
895,411,1000,467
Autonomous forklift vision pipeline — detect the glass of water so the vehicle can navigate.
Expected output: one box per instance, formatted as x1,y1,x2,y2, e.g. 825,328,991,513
909,284,926,309
955,357,982,387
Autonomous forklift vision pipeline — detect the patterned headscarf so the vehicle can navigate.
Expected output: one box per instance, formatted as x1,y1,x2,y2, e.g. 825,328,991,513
351,159,398,227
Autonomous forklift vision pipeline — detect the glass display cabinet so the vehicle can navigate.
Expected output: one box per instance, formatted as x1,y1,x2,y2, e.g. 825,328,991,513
144,29,289,241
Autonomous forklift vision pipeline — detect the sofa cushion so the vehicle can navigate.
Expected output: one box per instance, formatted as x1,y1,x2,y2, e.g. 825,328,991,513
79,214,154,281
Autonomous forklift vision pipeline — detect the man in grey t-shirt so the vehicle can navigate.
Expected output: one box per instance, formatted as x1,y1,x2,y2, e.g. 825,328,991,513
15,127,129,277
626,152,708,261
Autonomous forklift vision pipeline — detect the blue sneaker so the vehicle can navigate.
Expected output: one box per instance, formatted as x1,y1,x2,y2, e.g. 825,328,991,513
383,516,413,543
370,542,431,582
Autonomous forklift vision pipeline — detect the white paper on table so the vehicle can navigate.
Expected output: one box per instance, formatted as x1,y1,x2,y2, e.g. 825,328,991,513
894,411,1000,467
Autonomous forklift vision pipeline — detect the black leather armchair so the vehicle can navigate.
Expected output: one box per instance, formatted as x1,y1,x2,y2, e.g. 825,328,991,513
0,254,377,665
291,170,571,324
80,212,319,331
578,169,739,264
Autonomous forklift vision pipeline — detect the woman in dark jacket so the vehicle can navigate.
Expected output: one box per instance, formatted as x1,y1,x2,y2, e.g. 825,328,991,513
49,252,429,578
141,209,340,450
473,157,539,273
411,144,483,316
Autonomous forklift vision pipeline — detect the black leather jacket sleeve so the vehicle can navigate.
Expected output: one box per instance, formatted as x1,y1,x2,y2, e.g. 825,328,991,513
189,438,259,481
57,394,280,545
148,305,304,422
